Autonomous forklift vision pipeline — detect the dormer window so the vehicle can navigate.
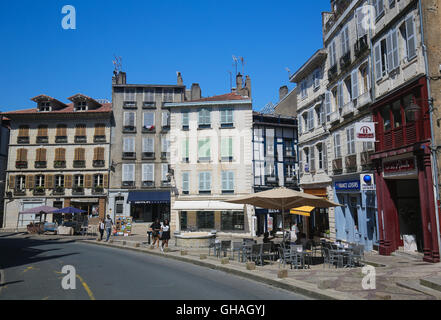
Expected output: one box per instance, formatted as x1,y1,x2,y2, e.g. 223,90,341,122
39,102,51,112
75,101,88,111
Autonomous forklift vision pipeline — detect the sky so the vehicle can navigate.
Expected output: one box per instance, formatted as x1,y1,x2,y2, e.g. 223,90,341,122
0,0,330,112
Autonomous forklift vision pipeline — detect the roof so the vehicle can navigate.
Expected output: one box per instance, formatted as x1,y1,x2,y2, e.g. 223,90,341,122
191,92,249,102
3,103,112,116
289,49,327,83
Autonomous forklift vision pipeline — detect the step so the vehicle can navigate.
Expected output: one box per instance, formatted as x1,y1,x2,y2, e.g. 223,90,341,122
392,249,423,261
420,277,441,293
396,279,441,299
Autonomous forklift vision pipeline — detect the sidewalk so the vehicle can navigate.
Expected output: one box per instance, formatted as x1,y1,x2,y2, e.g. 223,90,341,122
79,233,441,300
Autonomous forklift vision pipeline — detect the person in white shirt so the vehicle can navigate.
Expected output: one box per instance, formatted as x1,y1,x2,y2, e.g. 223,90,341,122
160,219,171,252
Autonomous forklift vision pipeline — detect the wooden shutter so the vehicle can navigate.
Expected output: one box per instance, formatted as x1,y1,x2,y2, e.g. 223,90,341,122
38,125,48,136
26,175,34,189
9,175,15,189
103,174,108,187
74,148,85,161
36,148,46,161
17,149,27,161
351,69,359,100
45,175,54,189
76,124,86,136
94,124,105,136
18,126,29,137
93,147,104,161
85,174,92,188
65,175,73,188
57,125,67,136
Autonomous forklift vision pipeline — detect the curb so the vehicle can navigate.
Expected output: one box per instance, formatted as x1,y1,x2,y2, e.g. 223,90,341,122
79,239,362,300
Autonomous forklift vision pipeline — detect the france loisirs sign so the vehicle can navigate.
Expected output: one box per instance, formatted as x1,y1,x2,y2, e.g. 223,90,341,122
355,122,376,142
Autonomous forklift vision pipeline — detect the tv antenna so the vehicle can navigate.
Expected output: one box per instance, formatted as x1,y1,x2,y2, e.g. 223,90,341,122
232,55,238,75
113,56,123,74
239,56,245,76
261,102,275,114
285,67,292,78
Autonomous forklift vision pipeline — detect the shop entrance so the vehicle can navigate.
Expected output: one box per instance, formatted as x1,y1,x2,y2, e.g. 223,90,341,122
131,203,170,223
389,179,424,252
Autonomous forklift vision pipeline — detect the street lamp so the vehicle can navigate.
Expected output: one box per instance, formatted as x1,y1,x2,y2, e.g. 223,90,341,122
405,97,422,122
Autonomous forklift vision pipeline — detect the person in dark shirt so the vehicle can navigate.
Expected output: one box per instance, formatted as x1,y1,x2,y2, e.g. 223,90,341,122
150,218,161,248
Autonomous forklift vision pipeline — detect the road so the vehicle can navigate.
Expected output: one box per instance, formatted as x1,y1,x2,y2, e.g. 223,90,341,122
0,233,309,300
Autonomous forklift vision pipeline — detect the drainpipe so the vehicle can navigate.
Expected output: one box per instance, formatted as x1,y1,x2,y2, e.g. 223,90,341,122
419,0,441,260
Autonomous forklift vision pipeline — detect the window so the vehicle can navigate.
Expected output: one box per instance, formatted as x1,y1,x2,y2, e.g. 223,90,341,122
162,111,170,128
182,172,189,194
199,172,211,193
221,137,233,161
197,211,214,229
341,25,350,56
307,109,314,131
374,39,388,81
123,112,136,131
180,212,188,230
38,102,51,112
338,81,344,108
329,40,337,67
161,136,170,158
386,29,400,73
346,127,355,155
300,80,308,99
221,211,244,231
37,125,48,143
374,0,384,19
284,139,294,157
315,104,325,125
73,148,85,167
123,137,135,158
15,175,26,190
334,133,341,158
317,143,323,170
182,138,189,162
313,68,321,89
122,164,135,186
198,138,211,161
325,91,332,121
392,101,403,128
310,146,315,172
75,101,87,111
74,175,83,187
163,88,173,102
124,88,136,102
381,106,391,131
304,147,310,173
220,109,234,127
75,124,86,142
221,171,234,193
142,137,154,157
298,114,303,134
94,174,104,188
361,65,369,94
356,6,369,38
198,109,211,128
35,175,45,188
405,14,417,60
143,112,155,131
142,164,154,187
144,88,154,102
161,164,169,183
55,175,64,188
182,111,189,129
56,124,67,137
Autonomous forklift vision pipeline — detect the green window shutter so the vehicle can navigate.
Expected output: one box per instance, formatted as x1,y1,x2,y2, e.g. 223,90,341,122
228,171,234,190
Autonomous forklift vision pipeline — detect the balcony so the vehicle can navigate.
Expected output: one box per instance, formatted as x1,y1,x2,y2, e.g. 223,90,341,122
14,188,26,196
142,181,154,188
92,186,104,195
161,125,170,132
339,51,352,71
33,187,45,196
53,187,65,195
122,152,136,160
143,102,155,109
323,0,352,35
220,122,234,129
354,35,369,59
93,160,105,168
55,136,68,143
357,91,372,109
73,160,86,168
285,176,298,186
381,122,420,152
332,158,343,175
329,111,340,124
142,126,155,133
75,136,87,143
123,101,137,109
328,64,338,82
265,176,278,186
341,101,355,117
36,136,48,144
54,160,66,168
123,126,136,133
93,135,106,143
161,152,170,160
16,161,28,169
122,181,135,188
72,186,84,195
17,136,29,144
142,152,155,160
35,161,47,169
345,154,357,173
221,156,233,162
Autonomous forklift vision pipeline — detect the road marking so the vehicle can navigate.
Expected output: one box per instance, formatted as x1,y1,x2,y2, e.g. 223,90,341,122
76,275,96,300
23,266,36,273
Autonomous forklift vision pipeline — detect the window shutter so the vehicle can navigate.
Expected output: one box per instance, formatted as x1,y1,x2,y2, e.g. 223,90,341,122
406,15,416,60
93,148,98,161
374,43,382,81
182,172,189,191
65,175,73,188
76,124,86,136
45,175,54,189
221,171,227,190
162,164,168,181
182,112,189,127
103,174,108,187
41,149,46,161
310,146,315,172
228,171,234,190
95,124,105,136
38,125,48,136
57,125,67,136
9,175,15,189
323,142,328,172
26,175,34,189
351,69,359,100
386,31,393,73
19,126,29,137
162,111,170,127
338,82,344,108
85,174,93,188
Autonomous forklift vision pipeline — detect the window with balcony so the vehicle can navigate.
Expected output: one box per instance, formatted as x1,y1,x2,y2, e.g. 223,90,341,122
94,124,106,142
142,163,154,188
17,125,30,144
313,68,321,90
34,175,45,195
56,125,68,143
220,137,233,162
317,143,323,170
15,175,26,195
143,88,155,108
37,125,48,144
122,164,135,187
123,112,136,133
198,108,211,129
54,148,66,168
221,171,234,194
161,111,170,131
142,137,155,159
93,174,104,194
73,148,86,168
93,147,105,167
75,124,87,143
16,149,28,168
54,175,65,195
198,172,211,194
182,111,189,130
123,137,136,159
143,112,155,132
161,136,170,159
35,148,47,168
124,88,136,108
220,109,234,128
73,175,84,195
161,163,170,187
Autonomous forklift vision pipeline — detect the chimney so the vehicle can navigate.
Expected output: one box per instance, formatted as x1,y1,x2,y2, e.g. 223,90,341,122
191,83,201,100
113,71,127,85
279,86,288,101
177,72,183,86
245,75,252,98
236,73,243,90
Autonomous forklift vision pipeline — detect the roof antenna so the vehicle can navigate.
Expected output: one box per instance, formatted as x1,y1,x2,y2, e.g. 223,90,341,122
113,55,123,74
285,67,292,79
239,56,245,76
232,55,238,75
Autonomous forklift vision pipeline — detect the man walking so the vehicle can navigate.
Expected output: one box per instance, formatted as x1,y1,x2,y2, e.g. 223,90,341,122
105,214,113,242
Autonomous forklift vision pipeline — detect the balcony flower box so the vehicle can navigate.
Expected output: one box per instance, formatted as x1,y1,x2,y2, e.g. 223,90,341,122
142,152,155,160
123,126,136,133
35,161,47,169
33,187,45,196
53,187,65,195
92,186,104,195
122,152,136,160
36,136,49,144
123,102,137,109
143,102,155,109
93,160,105,168
17,136,30,144
72,186,84,195
54,161,66,168
142,125,155,133
75,136,87,143
93,135,106,143
55,136,68,143
16,161,28,169
73,160,86,168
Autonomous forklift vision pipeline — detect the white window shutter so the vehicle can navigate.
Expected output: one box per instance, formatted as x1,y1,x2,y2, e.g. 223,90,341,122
392,28,399,69
338,82,344,108
325,91,331,115
374,42,382,81
406,15,416,60
351,69,359,100
386,31,393,73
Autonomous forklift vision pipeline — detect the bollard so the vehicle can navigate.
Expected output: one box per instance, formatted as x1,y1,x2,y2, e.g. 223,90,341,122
221,257,229,265
122,241,126,246
246,262,256,270
134,243,140,248
277,269,288,278
163,247,171,253
200,254,207,260
180,250,188,256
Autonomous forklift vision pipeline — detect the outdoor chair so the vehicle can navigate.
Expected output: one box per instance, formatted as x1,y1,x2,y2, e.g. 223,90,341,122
349,244,365,267
259,242,276,265
278,246,293,269
231,241,242,262
241,243,253,262
219,240,232,258
208,238,217,256
249,244,262,264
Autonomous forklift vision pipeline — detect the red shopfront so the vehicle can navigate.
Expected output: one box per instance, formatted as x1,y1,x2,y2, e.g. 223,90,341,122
371,76,440,263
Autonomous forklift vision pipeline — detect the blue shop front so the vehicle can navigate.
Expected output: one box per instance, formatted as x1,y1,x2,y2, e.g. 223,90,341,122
333,175,379,251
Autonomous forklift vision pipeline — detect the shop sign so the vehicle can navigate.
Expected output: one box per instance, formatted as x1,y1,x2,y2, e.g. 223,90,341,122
383,158,415,174
267,215,273,232
335,180,360,192
355,122,376,142
360,174,376,191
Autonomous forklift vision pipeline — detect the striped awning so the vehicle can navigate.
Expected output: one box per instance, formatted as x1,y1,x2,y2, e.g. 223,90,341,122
290,206,315,217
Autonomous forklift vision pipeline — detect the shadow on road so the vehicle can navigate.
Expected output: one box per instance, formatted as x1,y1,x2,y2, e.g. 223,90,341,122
0,280,24,287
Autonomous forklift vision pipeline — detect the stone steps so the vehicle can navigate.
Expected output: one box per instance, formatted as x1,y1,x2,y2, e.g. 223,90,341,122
420,277,441,293
396,279,441,299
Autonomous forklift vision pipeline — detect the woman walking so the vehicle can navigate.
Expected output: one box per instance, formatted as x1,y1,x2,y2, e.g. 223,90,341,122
98,218,105,241
160,219,170,252
150,218,162,249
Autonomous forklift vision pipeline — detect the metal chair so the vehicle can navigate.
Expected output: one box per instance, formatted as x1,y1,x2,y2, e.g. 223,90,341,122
259,242,276,265
219,240,232,258
232,241,242,262
208,238,217,256
249,244,262,264
278,246,293,269
349,244,364,267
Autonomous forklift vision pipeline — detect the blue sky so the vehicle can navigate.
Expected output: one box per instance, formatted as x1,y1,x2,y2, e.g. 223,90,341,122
0,0,330,112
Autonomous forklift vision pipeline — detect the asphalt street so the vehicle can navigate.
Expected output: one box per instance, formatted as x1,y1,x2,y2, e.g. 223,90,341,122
0,233,309,300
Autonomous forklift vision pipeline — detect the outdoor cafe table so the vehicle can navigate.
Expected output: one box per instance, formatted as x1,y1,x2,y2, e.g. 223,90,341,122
292,249,313,269
330,248,353,268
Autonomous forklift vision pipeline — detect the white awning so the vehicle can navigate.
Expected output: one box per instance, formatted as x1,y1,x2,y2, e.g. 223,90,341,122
172,200,244,211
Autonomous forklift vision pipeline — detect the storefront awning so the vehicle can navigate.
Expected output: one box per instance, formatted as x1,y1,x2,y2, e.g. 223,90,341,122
172,200,244,211
290,206,315,217
127,191,170,204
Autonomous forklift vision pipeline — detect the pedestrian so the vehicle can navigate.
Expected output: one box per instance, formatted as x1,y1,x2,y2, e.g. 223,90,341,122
150,218,161,248
160,219,171,252
290,223,299,243
98,218,105,241
105,214,113,242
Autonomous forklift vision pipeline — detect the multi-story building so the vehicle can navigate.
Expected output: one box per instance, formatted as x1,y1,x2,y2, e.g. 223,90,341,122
322,0,378,251
108,71,187,226
291,49,335,241
2,94,112,228
367,0,439,262
168,74,254,236
252,111,299,236
0,116,10,227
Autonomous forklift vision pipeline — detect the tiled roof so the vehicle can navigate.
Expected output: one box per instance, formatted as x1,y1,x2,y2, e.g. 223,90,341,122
191,92,250,102
3,103,112,116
